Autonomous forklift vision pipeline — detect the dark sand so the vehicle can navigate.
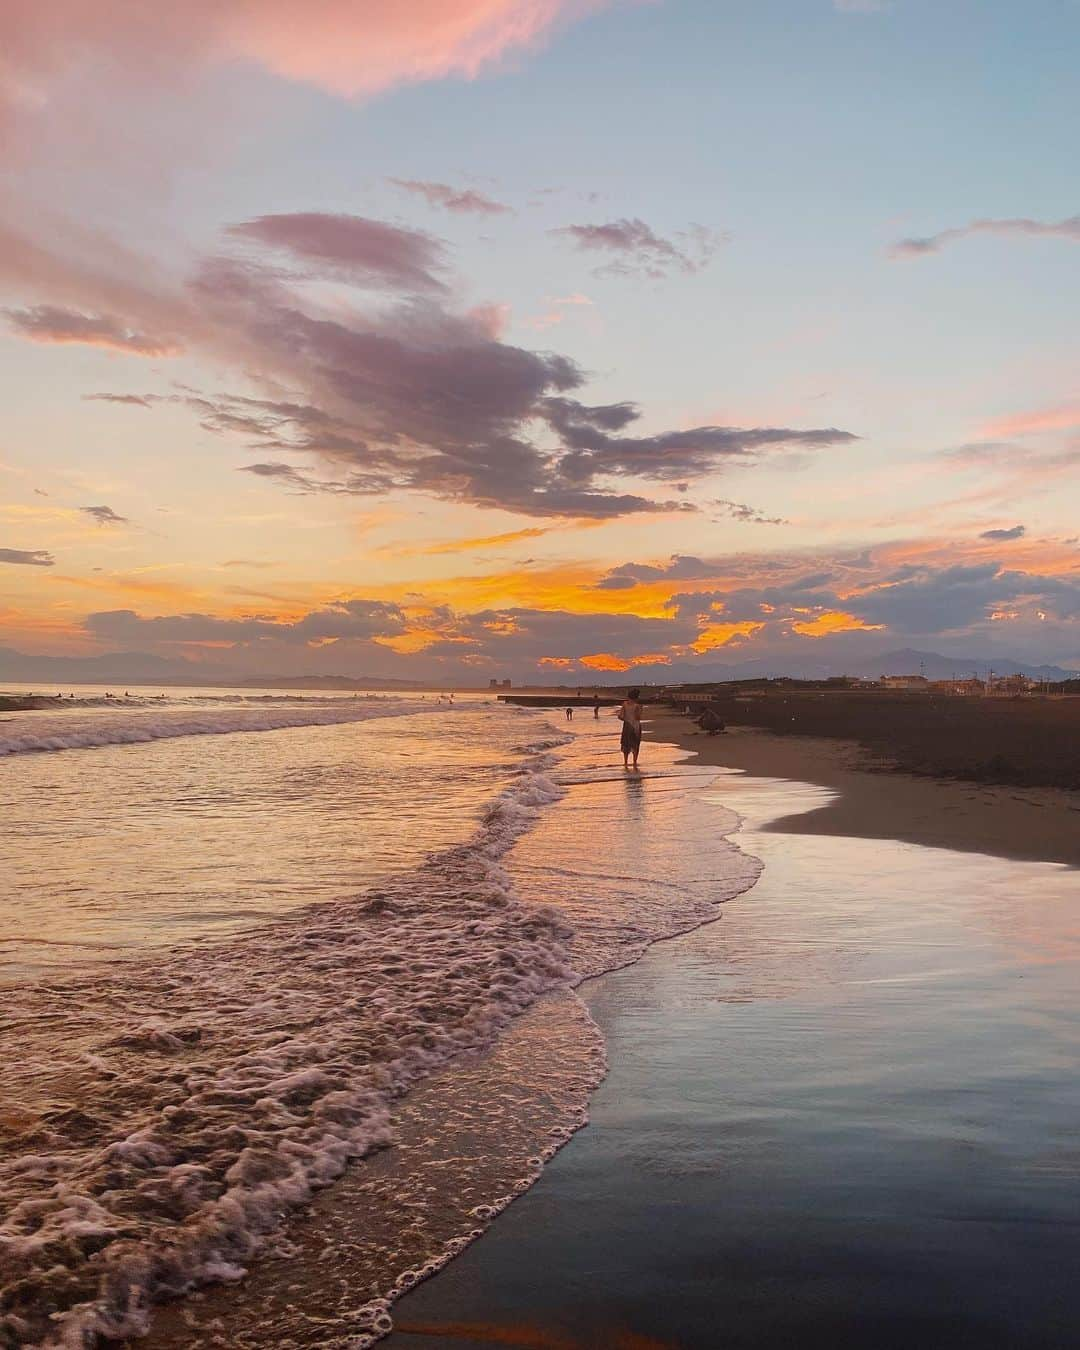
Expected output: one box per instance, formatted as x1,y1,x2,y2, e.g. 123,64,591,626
650,713,1080,868
687,691,1080,791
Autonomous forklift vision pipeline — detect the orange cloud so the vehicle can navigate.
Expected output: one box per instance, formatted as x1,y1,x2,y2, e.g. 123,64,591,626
397,527,558,556
579,652,633,671
790,610,884,637
690,621,764,653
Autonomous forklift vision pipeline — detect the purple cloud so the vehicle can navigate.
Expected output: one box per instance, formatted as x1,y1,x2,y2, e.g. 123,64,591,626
55,211,854,521
226,213,449,292
551,217,726,278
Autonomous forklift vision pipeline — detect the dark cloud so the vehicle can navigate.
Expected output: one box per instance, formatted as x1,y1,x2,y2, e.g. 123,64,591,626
389,179,510,215
980,524,1025,541
891,215,1080,259
85,598,407,646
853,564,1080,633
226,213,448,292
0,547,54,566
6,306,179,356
549,410,857,484
551,218,726,279
52,211,857,521
80,505,129,525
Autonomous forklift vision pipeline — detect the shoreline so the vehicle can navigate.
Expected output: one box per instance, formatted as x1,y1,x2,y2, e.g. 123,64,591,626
384,718,1080,1350
648,710,1080,869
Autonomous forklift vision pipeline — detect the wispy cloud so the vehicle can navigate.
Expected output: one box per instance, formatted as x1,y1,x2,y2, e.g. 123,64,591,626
981,401,1080,438
713,499,789,525
5,306,180,356
551,218,727,279
389,179,510,215
80,505,130,526
980,524,1025,541
891,215,1080,259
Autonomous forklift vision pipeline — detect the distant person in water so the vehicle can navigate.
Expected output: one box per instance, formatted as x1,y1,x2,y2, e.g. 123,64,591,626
617,688,643,770
593,695,600,719
565,705,574,721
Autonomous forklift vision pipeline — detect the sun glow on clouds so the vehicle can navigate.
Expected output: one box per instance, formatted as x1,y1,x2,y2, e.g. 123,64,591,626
579,650,670,671
690,621,765,653
790,610,884,637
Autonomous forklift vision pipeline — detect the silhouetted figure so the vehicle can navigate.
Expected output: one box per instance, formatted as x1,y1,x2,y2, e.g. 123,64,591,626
565,706,574,721
617,688,643,769
593,695,601,719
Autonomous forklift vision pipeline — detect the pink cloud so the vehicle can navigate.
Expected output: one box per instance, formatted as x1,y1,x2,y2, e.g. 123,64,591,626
0,1,614,129
5,305,181,356
891,215,1080,259
389,178,511,215
981,402,1080,438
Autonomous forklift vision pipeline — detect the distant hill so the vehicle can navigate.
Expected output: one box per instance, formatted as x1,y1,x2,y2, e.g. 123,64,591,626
0,645,230,687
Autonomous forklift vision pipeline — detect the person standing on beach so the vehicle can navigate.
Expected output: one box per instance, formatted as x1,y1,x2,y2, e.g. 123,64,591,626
617,688,643,770
565,705,574,721
593,694,601,719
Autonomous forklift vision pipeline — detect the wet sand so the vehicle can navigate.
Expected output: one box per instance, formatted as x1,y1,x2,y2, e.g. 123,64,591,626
384,717,1080,1350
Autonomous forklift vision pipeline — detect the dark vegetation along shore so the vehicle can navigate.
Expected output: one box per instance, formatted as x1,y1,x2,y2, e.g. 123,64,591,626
684,692,1080,791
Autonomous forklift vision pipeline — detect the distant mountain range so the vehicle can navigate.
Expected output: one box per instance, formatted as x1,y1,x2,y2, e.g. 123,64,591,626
602,648,1079,685
0,647,428,690
0,643,1076,690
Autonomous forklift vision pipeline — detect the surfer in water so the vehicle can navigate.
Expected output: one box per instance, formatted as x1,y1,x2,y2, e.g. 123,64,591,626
617,687,643,770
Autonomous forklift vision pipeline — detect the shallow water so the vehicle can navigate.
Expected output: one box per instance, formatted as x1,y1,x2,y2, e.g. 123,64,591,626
0,701,758,1346
0,692,520,979
386,771,1080,1350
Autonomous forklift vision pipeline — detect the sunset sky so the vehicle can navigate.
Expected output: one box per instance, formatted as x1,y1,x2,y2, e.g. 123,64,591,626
2,0,1078,681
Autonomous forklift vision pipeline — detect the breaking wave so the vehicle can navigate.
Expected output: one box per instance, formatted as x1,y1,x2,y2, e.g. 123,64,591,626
0,751,570,1347
0,699,436,758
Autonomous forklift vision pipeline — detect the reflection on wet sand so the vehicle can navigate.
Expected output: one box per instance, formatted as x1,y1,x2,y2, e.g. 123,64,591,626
386,743,1080,1350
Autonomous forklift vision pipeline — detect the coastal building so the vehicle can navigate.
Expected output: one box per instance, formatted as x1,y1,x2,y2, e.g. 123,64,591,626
928,678,985,695
880,674,929,689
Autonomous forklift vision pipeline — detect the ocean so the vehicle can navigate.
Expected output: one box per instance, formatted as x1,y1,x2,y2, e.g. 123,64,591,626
0,690,758,1346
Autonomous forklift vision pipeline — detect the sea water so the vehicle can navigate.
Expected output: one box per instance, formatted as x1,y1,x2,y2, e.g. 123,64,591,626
0,694,758,1346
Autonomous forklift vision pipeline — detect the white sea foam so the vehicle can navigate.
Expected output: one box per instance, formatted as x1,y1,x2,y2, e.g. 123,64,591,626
0,699,434,758
0,750,572,1347
0,716,763,1349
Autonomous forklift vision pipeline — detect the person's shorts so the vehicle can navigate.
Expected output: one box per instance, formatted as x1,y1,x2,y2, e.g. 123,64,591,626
621,724,641,754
